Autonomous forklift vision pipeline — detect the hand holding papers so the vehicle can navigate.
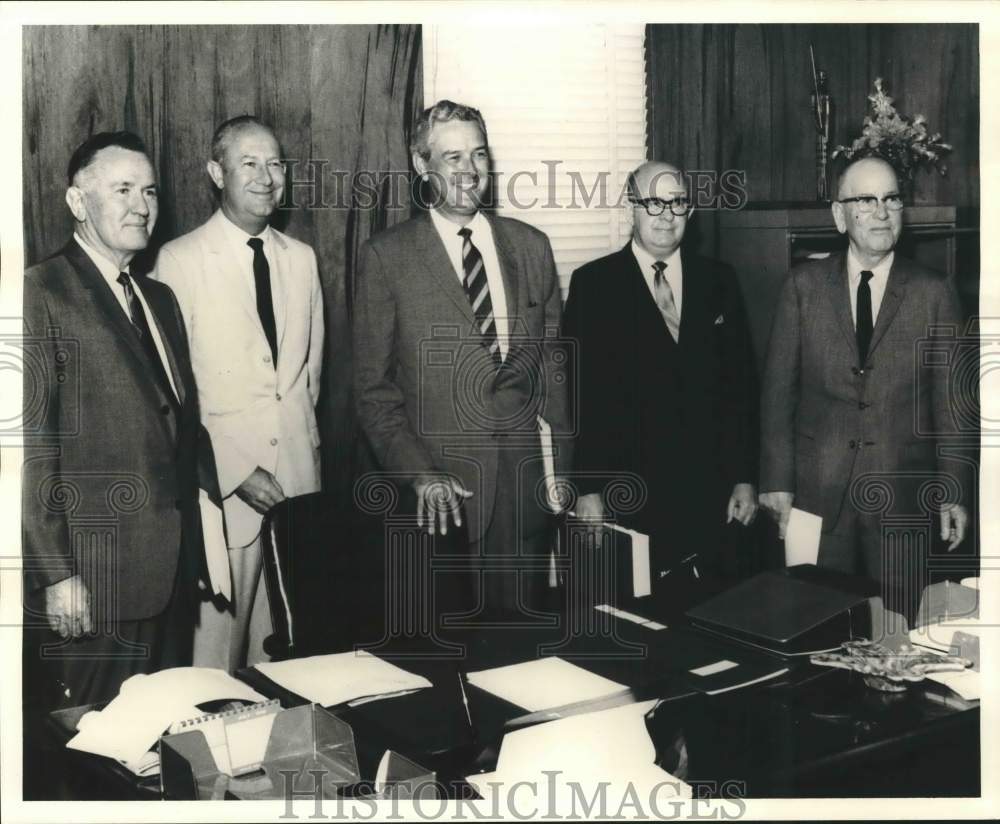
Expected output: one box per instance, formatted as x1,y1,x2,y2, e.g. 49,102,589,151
467,657,627,712
785,507,822,566
66,667,267,770
254,650,432,707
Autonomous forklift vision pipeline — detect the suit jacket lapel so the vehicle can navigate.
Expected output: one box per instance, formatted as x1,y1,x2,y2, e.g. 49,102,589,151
486,213,519,324
63,240,178,423
205,210,270,341
141,281,186,408
868,256,908,358
623,245,676,347
270,230,290,357
825,253,859,360
414,213,476,325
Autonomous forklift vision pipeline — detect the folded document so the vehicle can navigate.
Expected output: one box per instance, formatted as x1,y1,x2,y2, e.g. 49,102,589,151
254,650,432,707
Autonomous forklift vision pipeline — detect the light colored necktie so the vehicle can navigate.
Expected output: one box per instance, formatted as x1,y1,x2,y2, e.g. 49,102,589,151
652,261,680,342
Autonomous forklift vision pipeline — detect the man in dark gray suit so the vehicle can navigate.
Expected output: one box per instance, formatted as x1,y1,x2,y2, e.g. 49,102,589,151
353,100,571,619
760,156,970,610
22,132,222,706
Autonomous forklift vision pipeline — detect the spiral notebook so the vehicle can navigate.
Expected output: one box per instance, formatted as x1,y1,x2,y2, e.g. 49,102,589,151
166,698,282,777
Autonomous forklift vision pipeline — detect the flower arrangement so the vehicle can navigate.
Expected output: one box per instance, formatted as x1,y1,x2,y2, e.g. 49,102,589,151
832,78,952,179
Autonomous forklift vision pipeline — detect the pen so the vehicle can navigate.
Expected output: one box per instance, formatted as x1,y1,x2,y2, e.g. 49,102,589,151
458,671,473,729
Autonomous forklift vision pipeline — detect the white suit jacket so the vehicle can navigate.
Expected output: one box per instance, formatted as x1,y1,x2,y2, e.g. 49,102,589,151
153,210,324,547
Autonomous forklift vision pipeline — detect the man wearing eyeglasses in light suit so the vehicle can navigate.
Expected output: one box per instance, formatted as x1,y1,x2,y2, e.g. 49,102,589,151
760,157,970,615
563,161,758,599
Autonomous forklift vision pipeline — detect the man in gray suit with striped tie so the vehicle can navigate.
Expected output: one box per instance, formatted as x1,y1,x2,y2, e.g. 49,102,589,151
353,100,572,620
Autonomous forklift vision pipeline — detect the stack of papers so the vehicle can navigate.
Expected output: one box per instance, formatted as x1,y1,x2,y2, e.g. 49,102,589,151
66,667,267,773
467,700,690,810
254,650,432,707
467,657,627,712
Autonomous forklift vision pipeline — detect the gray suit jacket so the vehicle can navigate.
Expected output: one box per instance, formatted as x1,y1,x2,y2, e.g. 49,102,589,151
760,251,969,529
22,240,216,623
353,211,572,540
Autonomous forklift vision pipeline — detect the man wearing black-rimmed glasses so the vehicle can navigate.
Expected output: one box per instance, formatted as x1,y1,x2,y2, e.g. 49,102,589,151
562,161,758,599
760,156,969,616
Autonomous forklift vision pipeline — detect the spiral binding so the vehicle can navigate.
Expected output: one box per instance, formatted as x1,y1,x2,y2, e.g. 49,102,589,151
173,698,280,731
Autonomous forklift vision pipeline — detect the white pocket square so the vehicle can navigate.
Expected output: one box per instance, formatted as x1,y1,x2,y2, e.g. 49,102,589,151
714,314,725,325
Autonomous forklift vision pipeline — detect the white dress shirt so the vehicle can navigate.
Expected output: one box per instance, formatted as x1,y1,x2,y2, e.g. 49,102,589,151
847,248,892,328
73,233,231,600
632,240,683,318
74,232,179,398
429,208,509,360
216,212,284,323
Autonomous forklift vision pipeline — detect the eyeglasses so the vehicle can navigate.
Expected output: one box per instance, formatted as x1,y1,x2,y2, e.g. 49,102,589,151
629,197,693,217
837,194,904,214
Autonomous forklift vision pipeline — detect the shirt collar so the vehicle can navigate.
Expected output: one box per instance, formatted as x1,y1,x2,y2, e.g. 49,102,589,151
74,232,129,283
429,208,489,244
218,209,272,250
631,239,681,279
847,247,893,284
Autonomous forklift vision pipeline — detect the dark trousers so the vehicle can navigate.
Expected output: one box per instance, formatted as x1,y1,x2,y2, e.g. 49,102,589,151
23,567,194,709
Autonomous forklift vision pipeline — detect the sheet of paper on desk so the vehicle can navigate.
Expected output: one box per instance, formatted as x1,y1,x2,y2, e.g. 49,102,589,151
785,507,822,566
467,656,627,712
926,669,981,701
467,700,690,806
254,650,431,707
66,667,266,767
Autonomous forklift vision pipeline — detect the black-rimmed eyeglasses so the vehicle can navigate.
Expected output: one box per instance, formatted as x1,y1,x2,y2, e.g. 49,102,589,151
629,197,693,217
837,194,904,214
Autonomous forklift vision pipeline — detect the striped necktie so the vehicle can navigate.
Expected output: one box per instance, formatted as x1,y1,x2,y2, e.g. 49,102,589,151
652,261,680,342
458,227,501,366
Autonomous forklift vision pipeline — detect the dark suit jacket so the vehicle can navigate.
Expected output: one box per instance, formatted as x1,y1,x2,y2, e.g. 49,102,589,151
353,212,572,541
22,240,215,623
562,245,758,543
760,251,969,528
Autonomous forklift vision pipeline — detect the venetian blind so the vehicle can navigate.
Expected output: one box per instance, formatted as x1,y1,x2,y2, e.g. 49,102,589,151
423,24,647,297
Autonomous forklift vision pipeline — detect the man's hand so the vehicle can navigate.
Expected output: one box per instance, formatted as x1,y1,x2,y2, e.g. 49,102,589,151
414,475,473,536
44,575,92,639
940,504,969,551
235,467,286,514
759,491,794,539
574,492,605,522
726,483,758,526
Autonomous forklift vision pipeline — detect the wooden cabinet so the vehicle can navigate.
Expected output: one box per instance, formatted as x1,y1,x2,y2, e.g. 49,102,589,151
717,204,957,369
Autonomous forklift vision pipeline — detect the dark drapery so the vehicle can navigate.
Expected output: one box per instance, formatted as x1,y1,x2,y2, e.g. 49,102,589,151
22,24,423,508
646,23,979,255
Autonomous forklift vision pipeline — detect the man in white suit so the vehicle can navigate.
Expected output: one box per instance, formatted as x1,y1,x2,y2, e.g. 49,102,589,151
153,116,324,669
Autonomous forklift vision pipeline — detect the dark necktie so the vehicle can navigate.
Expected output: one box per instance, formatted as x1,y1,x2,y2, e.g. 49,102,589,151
856,269,874,367
248,237,278,366
458,227,501,366
116,271,178,405
652,261,680,342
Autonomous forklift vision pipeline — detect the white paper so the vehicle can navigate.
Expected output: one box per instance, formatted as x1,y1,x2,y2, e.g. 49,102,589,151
66,667,266,767
926,669,981,701
594,604,666,630
689,659,739,677
254,650,431,707
628,528,651,597
785,507,822,566
537,416,562,513
467,700,690,808
199,491,231,600
467,656,627,712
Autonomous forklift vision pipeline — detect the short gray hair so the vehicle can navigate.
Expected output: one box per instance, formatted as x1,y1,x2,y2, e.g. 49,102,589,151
410,100,488,161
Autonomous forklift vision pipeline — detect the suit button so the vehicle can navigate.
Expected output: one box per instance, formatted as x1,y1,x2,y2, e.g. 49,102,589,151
858,401,869,410
276,393,282,401
851,367,860,376
270,437,278,446
160,404,171,415
263,355,271,363
849,439,857,449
